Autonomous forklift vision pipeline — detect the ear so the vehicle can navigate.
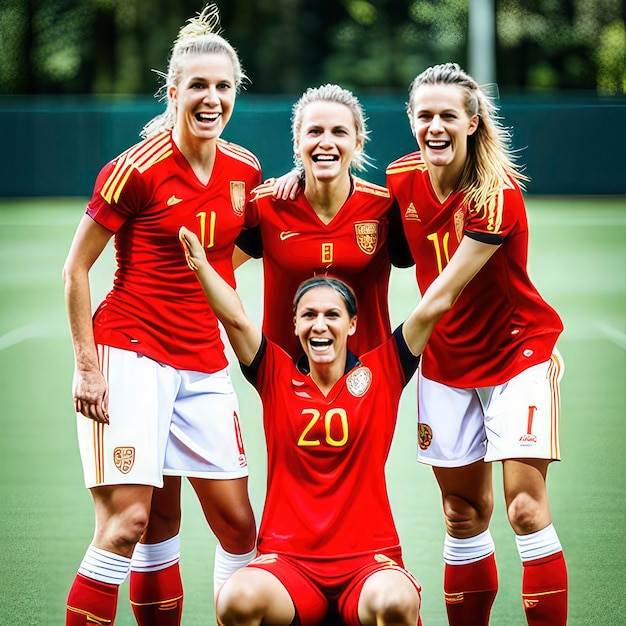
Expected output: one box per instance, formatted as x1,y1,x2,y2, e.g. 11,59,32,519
293,315,298,335
347,316,357,336
467,114,479,136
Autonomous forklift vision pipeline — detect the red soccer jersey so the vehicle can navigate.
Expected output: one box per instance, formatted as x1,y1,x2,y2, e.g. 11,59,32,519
242,329,419,559
87,131,262,373
245,177,393,358
386,152,563,387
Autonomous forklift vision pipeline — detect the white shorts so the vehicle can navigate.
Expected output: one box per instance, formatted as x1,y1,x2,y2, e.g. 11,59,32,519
76,345,249,488
417,350,564,467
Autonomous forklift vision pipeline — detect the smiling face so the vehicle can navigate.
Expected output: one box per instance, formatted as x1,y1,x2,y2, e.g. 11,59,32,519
295,101,363,183
169,52,236,144
294,285,357,367
409,83,479,172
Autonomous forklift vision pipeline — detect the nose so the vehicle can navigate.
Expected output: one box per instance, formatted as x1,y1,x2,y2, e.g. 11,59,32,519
312,313,327,331
203,86,220,105
430,115,444,132
319,131,334,148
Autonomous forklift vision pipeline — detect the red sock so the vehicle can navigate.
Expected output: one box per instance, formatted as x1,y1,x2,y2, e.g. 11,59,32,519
66,573,118,625
522,551,568,625
444,553,498,626
130,562,184,626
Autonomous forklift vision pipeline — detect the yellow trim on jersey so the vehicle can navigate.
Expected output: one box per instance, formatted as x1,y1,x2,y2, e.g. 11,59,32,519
217,138,261,171
470,188,505,234
353,177,391,198
385,152,428,176
101,132,173,204
250,179,276,201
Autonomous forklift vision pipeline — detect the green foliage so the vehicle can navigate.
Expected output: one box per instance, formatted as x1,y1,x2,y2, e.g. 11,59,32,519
0,1,26,91
1,0,624,94
596,20,626,94
497,0,626,91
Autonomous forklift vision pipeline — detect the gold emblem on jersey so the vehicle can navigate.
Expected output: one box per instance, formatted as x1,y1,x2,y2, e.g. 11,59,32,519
354,221,379,255
230,181,246,216
404,203,421,221
322,242,333,264
454,208,464,241
113,446,135,474
418,423,433,450
374,554,399,566
167,195,183,206
346,366,372,397
279,230,300,241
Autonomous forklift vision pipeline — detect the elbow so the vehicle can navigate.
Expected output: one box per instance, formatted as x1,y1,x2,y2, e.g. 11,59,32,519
420,294,455,326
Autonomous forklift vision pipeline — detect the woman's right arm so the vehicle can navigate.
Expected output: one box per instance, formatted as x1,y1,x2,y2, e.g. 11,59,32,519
62,215,113,423
180,227,262,366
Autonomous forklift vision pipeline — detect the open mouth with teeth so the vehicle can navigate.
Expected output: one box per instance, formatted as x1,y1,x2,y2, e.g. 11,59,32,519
196,112,221,123
309,337,333,350
426,140,451,150
312,154,339,163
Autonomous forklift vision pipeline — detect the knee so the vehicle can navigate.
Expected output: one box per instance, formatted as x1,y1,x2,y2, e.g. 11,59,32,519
362,579,420,625
217,579,262,625
216,508,257,553
98,504,150,553
443,493,493,537
507,492,545,534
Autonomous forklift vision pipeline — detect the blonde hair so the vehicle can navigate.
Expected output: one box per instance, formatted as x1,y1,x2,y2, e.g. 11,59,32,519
407,63,528,210
141,4,246,139
291,83,371,172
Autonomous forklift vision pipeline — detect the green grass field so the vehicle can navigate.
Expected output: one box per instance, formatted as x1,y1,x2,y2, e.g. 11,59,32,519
0,196,624,625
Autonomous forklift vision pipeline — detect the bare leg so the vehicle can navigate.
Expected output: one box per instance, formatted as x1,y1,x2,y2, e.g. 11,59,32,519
503,459,567,625
217,567,295,626
358,569,421,625
67,484,153,625
433,461,497,626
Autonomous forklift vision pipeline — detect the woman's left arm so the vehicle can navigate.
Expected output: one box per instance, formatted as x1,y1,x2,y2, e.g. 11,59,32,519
402,236,501,356
180,227,262,366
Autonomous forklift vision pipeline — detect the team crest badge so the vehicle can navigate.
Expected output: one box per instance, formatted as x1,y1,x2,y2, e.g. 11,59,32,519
418,423,433,450
113,446,135,474
230,181,246,216
346,366,372,397
454,208,464,242
354,221,378,255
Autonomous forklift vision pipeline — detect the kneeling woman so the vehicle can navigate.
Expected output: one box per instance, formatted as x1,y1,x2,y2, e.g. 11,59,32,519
180,227,425,625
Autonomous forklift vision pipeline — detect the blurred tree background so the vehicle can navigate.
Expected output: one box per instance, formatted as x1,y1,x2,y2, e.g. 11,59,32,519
0,0,624,95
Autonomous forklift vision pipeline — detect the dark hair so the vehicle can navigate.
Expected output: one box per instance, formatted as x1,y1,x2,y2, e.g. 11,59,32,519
293,276,358,318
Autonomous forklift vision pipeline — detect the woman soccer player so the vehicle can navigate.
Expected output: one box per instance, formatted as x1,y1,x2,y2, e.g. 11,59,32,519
385,62,567,625
235,83,412,358
181,228,423,626
62,5,260,624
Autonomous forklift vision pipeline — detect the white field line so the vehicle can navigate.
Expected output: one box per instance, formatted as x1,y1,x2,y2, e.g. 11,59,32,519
0,322,65,350
598,324,626,350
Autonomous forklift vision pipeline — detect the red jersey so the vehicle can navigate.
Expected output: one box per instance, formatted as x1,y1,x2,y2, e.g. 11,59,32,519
244,177,394,358
241,328,419,559
87,131,262,373
386,152,563,387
